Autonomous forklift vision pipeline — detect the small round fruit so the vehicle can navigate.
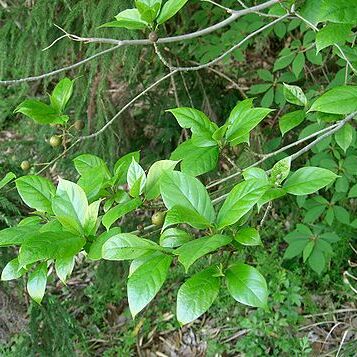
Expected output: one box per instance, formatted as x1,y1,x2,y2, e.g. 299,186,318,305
20,160,30,171
151,211,166,226
74,120,85,131
49,135,62,148
149,31,158,43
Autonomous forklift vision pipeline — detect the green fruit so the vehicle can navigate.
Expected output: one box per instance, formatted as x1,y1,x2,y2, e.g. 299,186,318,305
20,160,30,171
49,135,62,148
151,211,166,226
149,32,158,43
74,120,85,130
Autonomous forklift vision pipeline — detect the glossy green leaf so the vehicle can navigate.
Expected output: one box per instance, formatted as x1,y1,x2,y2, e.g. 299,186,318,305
283,167,338,195
234,227,261,246
135,0,162,23
243,168,268,182
52,178,88,234
316,23,351,52
16,175,55,213
217,179,268,229
14,100,68,124
170,140,219,177
163,205,212,230
160,171,215,223
100,9,148,29
1,258,26,281
335,123,353,152
55,256,75,284
127,158,146,197
18,232,85,267
226,263,268,308
283,84,307,106
0,172,16,191
73,154,111,178
114,151,140,185
157,0,188,24
102,198,142,230
279,110,306,136
175,235,232,272
225,108,272,146
88,227,122,260
50,77,74,113
177,266,220,325
145,160,178,199
319,0,357,24
292,53,305,78
102,233,159,261
0,226,41,247
84,200,101,236
270,156,291,185
160,228,192,248
309,86,357,114
127,253,172,318
27,263,47,304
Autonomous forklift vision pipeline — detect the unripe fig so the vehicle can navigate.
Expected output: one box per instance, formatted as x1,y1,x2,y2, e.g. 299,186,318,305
74,120,85,131
151,211,166,226
149,31,158,43
20,160,30,171
49,135,62,148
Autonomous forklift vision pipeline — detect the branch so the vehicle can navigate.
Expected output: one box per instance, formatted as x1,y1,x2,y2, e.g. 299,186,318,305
0,45,121,85
0,0,281,85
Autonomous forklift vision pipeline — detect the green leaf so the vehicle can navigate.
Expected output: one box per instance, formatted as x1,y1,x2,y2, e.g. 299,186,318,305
102,198,142,231
55,256,75,284
248,83,272,95
243,168,268,182
273,50,295,72
16,175,55,213
163,205,212,230
283,238,309,259
348,184,357,198
135,0,162,23
160,171,215,223
257,69,273,82
225,108,272,146
84,200,101,236
257,188,286,211
335,123,353,152
0,172,16,191
50,77,74,113
27,263,47,304
18,232,85,267
1,258,26,281
0,226,41,247
333,205,350,224
283,167,338,195
319,0,357,24
316,23,352,52
217,179,268,229
292,53,305,78
52,178,88,235
283,84,307,106
167,107,217,144
160,228,192,248
102,233,159,261
226,263,268,308
100,9,148,30
270,157,291,185
175,235,232,272
308,247,325,274
279,110,306,136
88,227,121,260
73,154,111,179
145,160,178,200
170,140,219,177
303,240,315,262
14,100,69,124
114,151,140,185
127,158,146,197
127,253,172,318
309,86,357,114
177,266,220,325
234,227,261,246
226,99,254,126
157,0,188,24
